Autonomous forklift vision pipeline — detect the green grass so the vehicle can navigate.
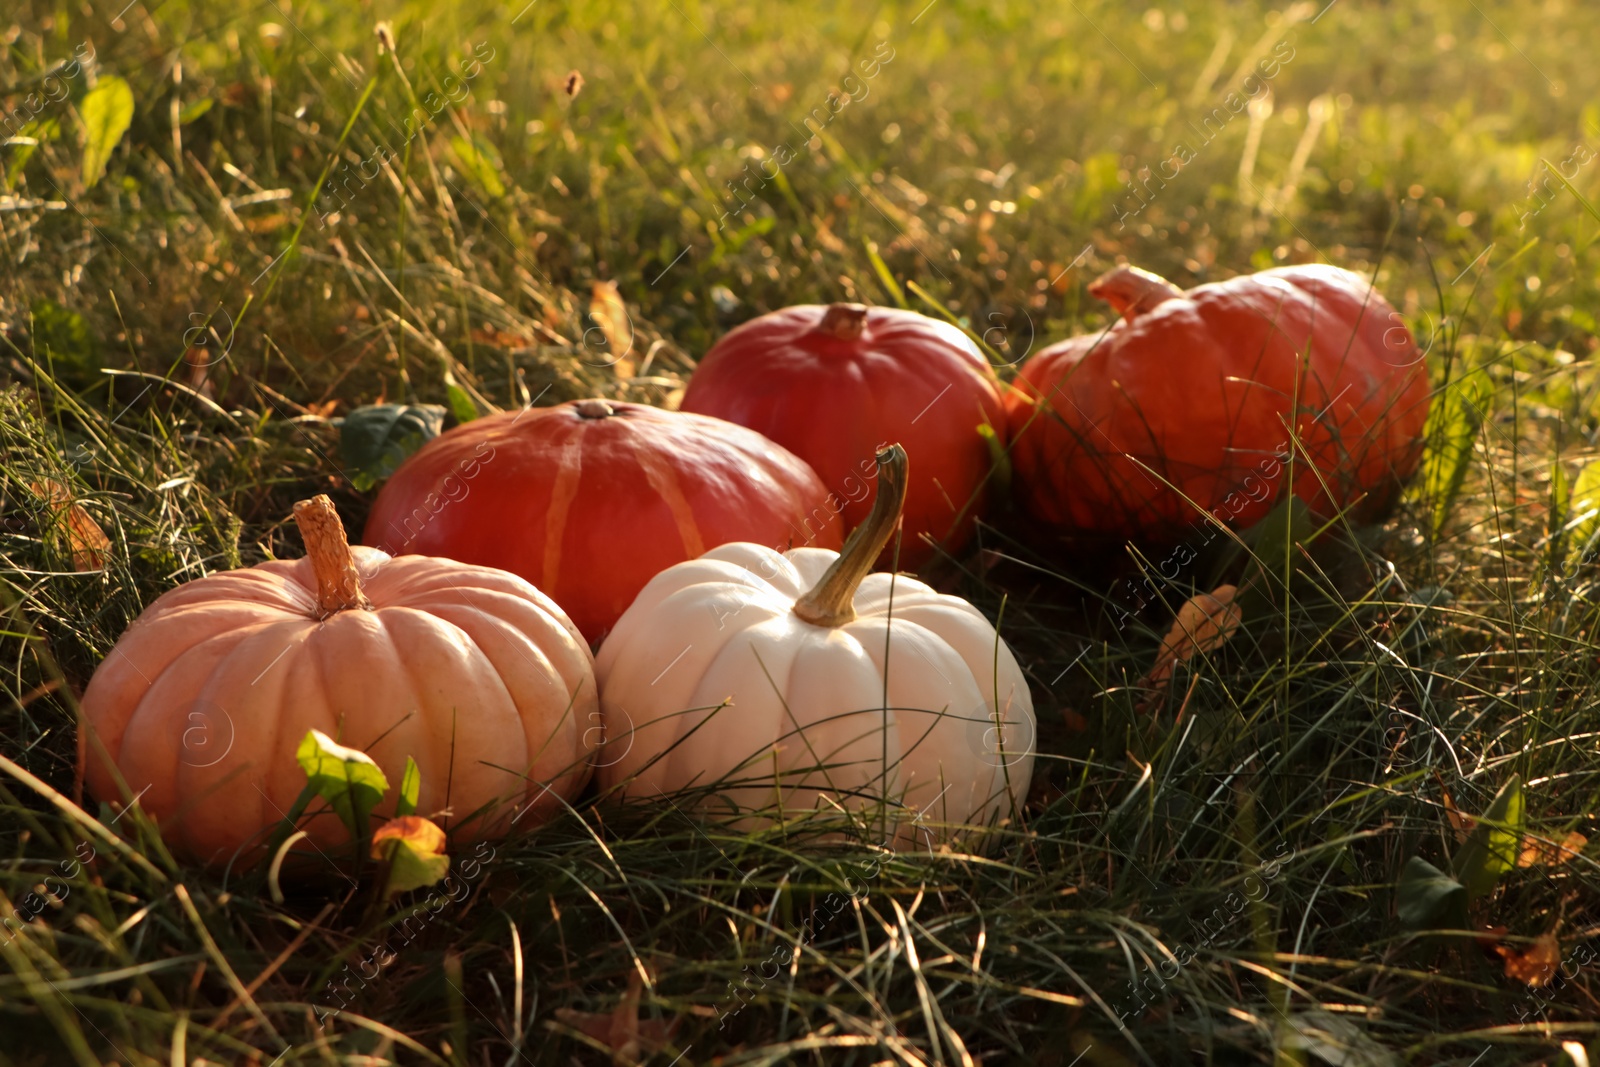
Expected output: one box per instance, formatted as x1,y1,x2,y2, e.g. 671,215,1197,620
4,0,1600,1062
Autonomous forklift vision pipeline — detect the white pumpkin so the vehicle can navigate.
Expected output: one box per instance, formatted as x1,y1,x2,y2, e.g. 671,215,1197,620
594,445,1034,846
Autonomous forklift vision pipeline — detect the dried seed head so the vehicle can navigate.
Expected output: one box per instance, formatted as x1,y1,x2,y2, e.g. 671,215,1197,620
374,21,395,55
564,69,584,98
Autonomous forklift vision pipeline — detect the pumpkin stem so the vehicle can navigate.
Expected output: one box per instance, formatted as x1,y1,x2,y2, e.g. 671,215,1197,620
575,399,615,419
1088,265,1185,323
294,494,372,617
818,303,869,340
793,444,907,627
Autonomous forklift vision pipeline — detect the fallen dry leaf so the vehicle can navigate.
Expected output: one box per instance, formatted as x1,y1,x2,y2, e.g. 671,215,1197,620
29,479,110,571
1138,584,1241,693
554,969,678,1065
1518,830,1587,868
1438,776,1476,843
1497,932,1561,988
589,281,636,378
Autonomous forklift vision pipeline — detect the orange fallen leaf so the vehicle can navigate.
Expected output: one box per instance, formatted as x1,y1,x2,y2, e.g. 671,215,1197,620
589,281,636,378
554,969,678,1065
1062,708,1090,734
1518,830,1587,868
1498,932,1561,988
29,479,110,571
1438,777,1476,843
370,816,449,899
1138,584,1241,692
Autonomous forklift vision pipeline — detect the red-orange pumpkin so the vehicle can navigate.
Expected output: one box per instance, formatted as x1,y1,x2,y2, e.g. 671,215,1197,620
363,399,843,642
681,304,1007,570
1006,264,1431,540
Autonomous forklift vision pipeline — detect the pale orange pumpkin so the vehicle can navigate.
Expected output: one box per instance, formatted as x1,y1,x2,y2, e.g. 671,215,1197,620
78,495,597,866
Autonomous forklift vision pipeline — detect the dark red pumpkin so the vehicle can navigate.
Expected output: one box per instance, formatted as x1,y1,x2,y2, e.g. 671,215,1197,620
363,400,843,642
681,303,1007,570
1006,264,1431,540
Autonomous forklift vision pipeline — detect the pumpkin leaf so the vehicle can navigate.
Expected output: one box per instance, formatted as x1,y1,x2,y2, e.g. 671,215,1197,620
370,815,449,899
1453,774,1524,902
588,281,635,377
79,75,135,188
295,729,389,842
449,135,505,198
337,403,445,491
1395,855,1466,930
395,756,421,818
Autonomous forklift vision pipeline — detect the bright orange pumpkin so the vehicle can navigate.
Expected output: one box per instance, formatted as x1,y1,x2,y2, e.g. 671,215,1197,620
363,400,843,642
681,304,1007,570
1006,264,1431,540
79,495,596,866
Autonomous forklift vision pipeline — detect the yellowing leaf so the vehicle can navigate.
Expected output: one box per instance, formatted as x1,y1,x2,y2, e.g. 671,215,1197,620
295,729,389,841
1499,933,1561,988
1518,830,1587,868
1139,584,1241,691
29,479,111,571
370,815,450,899
80,75,135,188
588,281,635,378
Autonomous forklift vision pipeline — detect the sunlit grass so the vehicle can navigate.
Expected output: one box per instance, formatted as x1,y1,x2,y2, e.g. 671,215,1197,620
3,0,1600,1063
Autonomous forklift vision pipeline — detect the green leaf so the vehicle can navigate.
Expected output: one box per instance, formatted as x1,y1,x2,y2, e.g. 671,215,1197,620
442,370,479,424
1567,461,1600,568
295,729,389,842
449,136,505,198
177,98,214,125
1454,774,1524,902
80,75,135,188
395,756,420,818
337,403,445,491
370,816,450,899
1395,855,1467,930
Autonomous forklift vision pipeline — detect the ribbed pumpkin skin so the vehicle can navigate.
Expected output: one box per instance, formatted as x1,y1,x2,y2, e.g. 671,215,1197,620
363,401,843,642
1007,265,1431,539
681,305,1006,569
594,543,1035,846
80,549,597,866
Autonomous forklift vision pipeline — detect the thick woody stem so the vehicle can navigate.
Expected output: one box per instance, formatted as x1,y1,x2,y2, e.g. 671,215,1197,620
793,444,907,627
1087,265,1185,323
817,303,869,340
293,494,371,617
